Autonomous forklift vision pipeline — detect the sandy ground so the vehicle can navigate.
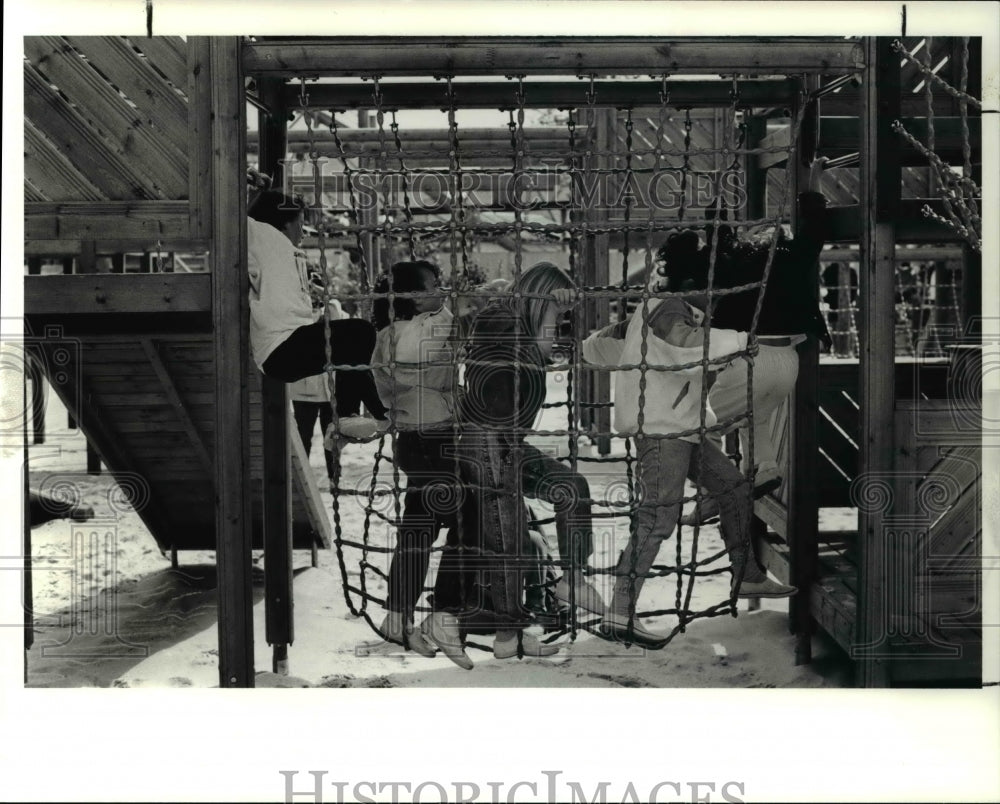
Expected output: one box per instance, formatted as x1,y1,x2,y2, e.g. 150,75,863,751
23,374,853,689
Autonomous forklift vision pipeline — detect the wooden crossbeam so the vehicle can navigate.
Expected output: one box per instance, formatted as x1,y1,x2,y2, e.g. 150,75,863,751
283,78,798,110
25,200,191,240
24,238,210,256
245,37,864,77
141,338,214,477
759,116,982,169
24,274,211,316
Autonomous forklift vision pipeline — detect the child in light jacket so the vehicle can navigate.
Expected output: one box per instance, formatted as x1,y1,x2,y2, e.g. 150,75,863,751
583,231,796,649
370,261,459,660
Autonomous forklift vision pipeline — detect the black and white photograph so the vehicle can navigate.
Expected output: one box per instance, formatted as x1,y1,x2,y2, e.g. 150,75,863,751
2,1,998,802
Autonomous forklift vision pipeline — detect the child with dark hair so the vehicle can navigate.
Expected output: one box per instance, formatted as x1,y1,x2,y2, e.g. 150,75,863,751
583,231,795,648
684,157,832,524
247,190,386,439
426,262,603,668
369,261,459,658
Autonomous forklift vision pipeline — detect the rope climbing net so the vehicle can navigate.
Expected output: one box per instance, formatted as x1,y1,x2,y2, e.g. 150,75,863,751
292,72,810,651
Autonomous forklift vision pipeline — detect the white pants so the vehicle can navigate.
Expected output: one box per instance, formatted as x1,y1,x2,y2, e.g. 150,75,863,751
709,344,800,470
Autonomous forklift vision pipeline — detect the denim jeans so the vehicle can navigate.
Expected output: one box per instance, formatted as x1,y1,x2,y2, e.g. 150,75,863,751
709,344,800,469
610,434,766,615
384,430,460,615
433,429,596,628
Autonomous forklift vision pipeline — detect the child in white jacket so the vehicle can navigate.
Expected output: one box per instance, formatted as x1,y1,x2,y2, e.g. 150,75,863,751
583,231,796,649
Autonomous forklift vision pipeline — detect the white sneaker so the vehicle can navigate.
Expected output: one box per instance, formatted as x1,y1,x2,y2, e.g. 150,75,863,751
554,576,606,615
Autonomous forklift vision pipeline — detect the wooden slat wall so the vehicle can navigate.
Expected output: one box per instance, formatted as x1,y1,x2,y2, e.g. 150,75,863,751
24,38,186,199
24,36,191,205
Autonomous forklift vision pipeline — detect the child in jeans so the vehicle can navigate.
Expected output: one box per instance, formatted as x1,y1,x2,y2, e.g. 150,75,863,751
583,231,796,649
428,262,603,668
369,260,459,660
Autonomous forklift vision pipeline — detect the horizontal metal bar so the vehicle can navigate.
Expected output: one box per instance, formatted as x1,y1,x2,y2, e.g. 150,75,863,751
244,37,864,77
283,78,798,110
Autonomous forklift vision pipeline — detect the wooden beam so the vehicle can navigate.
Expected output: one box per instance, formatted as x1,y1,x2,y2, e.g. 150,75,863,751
856,37,900,688
204,36,254,689
187,38,213,240
244,37,864,77
761,116,982,169
25,201,191,241
141,338,214,477
257,77,295,673
24,238,210,256
24,274,211,316
786,78,820,665
825,200,968,243
262,376,294,670
283,78,798,111
289,415,332,550
27,339,177,547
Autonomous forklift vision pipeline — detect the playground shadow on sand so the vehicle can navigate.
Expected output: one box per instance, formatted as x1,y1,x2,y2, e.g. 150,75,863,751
24,564,273,688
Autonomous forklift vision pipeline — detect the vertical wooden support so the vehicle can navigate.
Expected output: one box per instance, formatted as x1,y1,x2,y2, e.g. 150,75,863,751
86,442,101,475
23,425,33,660
258,77,295,674
744,112,769,616
27,257,42,275
588,108,613,455
786,78,820,662
857,37,900,688
961,243,981,334
744,115,767,221
77,241,97,274
27,356,46,445
202,36,254,688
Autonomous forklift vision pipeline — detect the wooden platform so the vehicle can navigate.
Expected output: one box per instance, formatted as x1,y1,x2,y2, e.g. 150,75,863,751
752,359,982,686
25,321,332,553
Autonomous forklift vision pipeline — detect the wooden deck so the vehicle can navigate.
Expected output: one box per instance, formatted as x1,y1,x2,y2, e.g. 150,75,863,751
24,309,331,553
752,359,982,686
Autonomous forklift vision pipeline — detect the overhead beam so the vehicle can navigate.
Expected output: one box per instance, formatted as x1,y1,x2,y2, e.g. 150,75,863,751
283,78,799,110
244,37,864,77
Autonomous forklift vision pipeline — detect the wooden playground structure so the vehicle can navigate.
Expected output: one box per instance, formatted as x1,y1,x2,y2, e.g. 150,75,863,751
23,35,984,687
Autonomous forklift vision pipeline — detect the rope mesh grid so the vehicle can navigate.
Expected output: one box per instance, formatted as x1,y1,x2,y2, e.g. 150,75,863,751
292,72,806,652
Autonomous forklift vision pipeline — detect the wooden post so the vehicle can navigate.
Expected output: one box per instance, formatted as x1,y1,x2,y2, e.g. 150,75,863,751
23,431,33,659
856,37,900,688
744,115,767,221
86,442,101,475
786,78,820,663
588,108,612,455
203,36,254,688
258,77,295,674
27,356,46,445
